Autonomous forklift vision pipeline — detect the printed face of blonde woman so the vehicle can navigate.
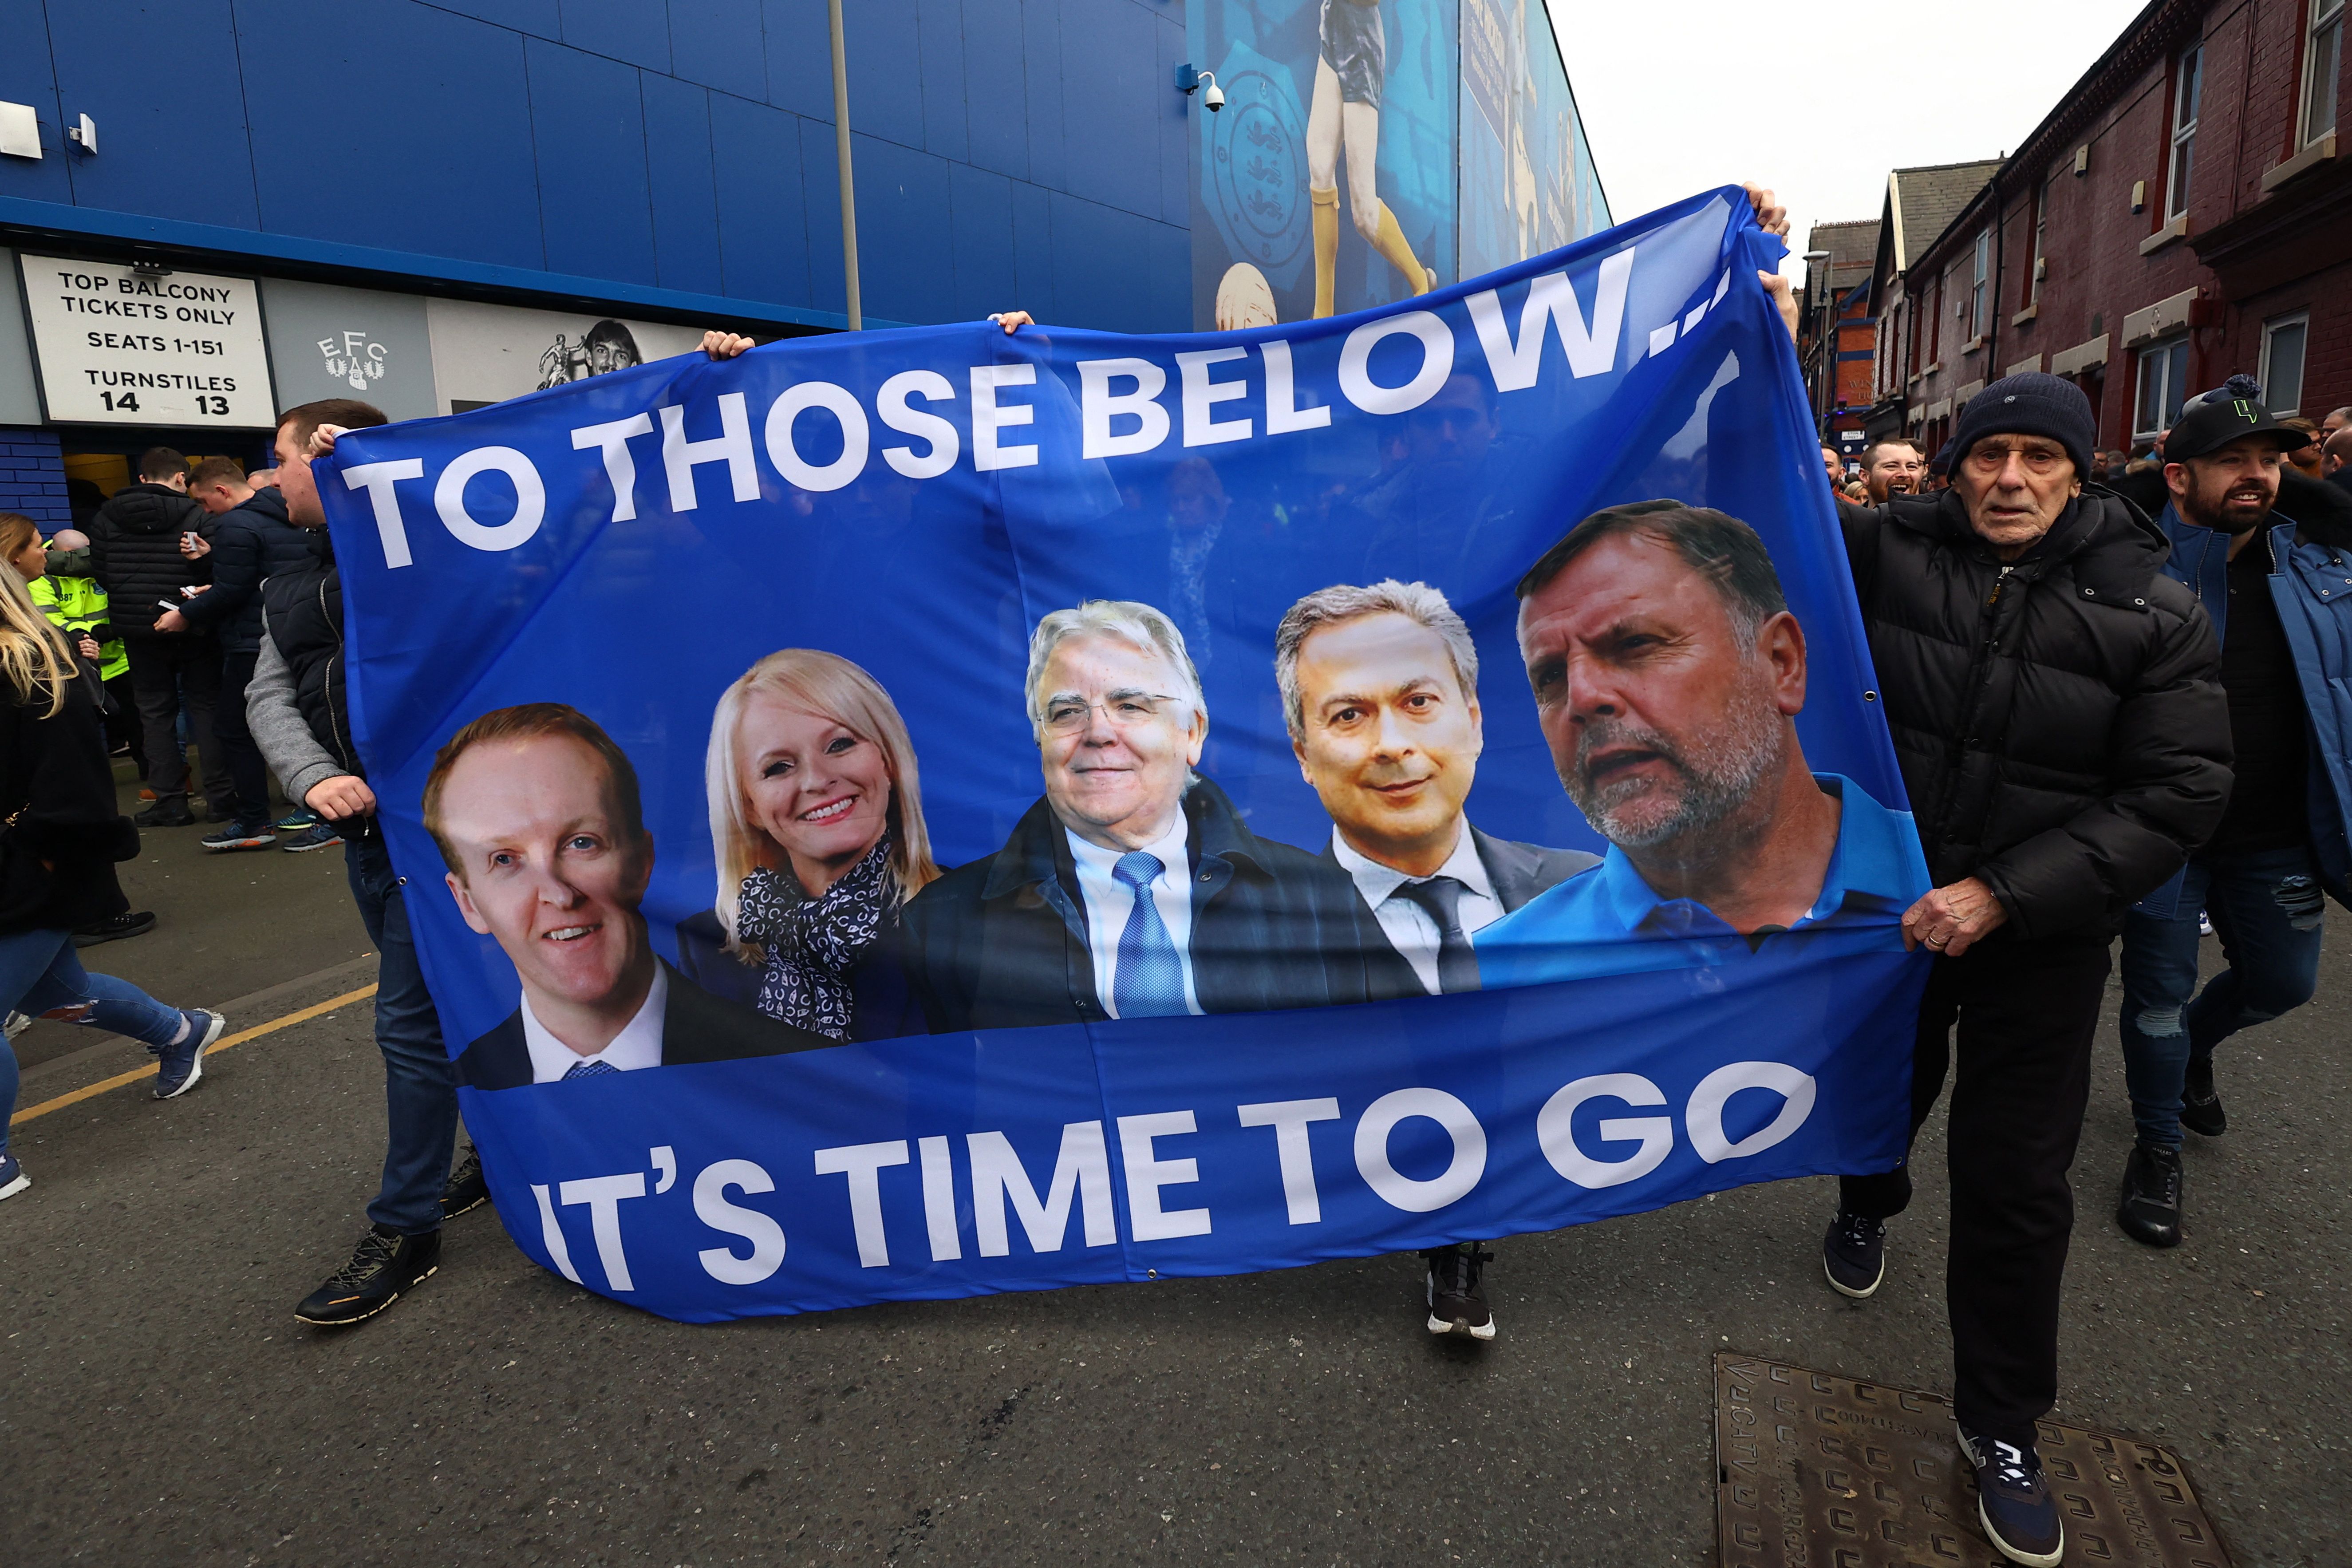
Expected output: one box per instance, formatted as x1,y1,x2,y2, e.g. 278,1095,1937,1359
9,538,44,580
736,691,894,894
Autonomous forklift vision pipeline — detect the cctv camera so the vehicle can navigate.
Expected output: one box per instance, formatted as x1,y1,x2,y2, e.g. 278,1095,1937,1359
1204,81,1225,111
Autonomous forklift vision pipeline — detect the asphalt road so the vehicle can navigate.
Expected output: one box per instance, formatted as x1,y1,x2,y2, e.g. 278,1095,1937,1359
1,835,2344,1564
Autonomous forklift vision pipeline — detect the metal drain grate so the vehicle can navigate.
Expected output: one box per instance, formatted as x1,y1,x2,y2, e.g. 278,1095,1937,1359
1714,1353,2232,1566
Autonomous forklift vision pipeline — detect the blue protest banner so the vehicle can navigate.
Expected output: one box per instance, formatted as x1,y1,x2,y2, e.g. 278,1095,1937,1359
320,186,1929,1322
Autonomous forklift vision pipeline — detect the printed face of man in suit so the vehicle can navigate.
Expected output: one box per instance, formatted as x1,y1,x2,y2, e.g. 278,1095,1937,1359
1291,611,1482,878
1519,531,1803,857
1037,632,1206,852
438,733,656,1052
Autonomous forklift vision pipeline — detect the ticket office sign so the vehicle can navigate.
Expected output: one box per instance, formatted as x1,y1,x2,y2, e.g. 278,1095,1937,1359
16,255,276,428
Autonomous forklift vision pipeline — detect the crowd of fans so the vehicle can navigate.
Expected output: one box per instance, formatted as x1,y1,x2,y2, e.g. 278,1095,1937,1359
0,195,2342,1562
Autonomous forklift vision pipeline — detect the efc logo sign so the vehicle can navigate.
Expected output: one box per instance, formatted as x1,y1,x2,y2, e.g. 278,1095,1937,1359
318,329,388,393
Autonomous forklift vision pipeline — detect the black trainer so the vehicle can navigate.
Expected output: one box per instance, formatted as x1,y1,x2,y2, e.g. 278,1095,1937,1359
134,797,196,828
295,1225,441,1326
1957,1424,2064,1566
1424,1243,1495,1340
1822,1209,1886,1298
441,1145,490,1219
72,910,156,947
2116,1142,2183,1248
2180,1057,2226,1137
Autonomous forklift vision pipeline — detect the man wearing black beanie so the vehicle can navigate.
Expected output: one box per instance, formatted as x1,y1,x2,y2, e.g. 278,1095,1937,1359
1813,363,2230,1565
2104,377,2352,1254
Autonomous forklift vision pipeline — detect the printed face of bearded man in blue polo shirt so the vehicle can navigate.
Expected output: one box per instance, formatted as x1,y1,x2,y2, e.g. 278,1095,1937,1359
1475,500,1928,987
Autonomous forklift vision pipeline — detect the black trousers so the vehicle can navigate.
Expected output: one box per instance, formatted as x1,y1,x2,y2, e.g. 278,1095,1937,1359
213,647,269,825
126,634,232,817
101,672,141,766
1840,934,2112,1446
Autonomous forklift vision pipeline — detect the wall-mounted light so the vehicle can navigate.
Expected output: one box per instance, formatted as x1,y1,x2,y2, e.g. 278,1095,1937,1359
0,101,40,160
65,112,95,154
1176,63,1224,111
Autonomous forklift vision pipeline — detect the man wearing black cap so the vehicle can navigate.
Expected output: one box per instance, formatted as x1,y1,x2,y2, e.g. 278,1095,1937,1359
1813,367,2230,1565
2106,377,2352,1250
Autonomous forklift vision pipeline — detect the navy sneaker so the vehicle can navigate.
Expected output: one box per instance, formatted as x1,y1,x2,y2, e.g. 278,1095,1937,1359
274,808,320,831
153,1009,225,1099
200,819,277,852
280,823,343,853
1822,1209,1886,1298
1424,1242,1496,1339
1958,1425,2064,1567
440,1145,490,1220
0,1152,28,1201
296,1225,441,1326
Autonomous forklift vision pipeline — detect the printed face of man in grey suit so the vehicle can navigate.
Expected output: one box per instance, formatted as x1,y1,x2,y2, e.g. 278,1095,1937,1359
1286,601,1482,878
437,732,656,1060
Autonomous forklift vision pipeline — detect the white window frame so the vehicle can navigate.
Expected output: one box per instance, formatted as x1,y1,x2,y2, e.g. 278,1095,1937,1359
1970,231,1990,338
2027,182,2048,306
2305,0,2344,147
2135,336,2191,441
2168,46,2202,221
2260,312,2312,416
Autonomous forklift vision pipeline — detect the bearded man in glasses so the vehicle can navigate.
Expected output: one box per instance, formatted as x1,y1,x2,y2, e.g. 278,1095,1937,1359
900,599,1392,1033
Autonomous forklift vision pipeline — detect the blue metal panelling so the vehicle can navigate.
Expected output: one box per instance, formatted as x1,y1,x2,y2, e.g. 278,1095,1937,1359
846,0,926,152
527,40,659,287
1022,0,1069,193
559,0,672,71
11,0,1199,335
852,136,955,325
667,0,767,101
916,0,970,162
798,115,848,318
960,0,1032,181
761,0,832,120
946,163,1017,322
710,92,814,308
47,1,258,230
1010,178,1054,316
242,0,547,271
422,0,561,34
0,8,71,207
641,75,724,296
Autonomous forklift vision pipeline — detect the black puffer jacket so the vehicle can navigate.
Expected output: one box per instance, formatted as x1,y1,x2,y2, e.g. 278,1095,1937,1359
1841,486,2231,942
86,482,215,637
258,540,356,777
0,663,137,934
176,487,320,654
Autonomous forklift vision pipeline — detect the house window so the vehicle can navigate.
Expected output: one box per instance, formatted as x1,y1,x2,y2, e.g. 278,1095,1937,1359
2261,313,2310,415
1970,231,1990,339
2307,0,2344,146
2168,46,2202,220
2135,336,2191,439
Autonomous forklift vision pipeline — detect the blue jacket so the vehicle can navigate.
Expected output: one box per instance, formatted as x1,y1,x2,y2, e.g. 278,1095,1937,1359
2131,468,2352,911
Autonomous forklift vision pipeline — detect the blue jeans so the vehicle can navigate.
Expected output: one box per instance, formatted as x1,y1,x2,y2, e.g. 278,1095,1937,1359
345,827,459,1234
2118,844,2324,1150
0,927,189,1159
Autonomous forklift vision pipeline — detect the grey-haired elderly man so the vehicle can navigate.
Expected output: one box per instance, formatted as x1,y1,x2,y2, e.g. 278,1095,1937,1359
1278,578,1597,1341
900,599,1389,1034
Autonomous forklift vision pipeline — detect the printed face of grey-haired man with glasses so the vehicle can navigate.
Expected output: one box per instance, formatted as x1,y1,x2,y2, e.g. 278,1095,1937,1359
898,600,1396,1035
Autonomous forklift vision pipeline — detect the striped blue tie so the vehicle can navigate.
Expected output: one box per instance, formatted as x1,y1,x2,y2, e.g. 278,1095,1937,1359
563,1058,622,1080
1111,851,1188,1018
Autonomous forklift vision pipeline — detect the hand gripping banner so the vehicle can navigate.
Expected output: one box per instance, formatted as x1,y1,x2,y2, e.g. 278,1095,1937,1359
323,188,1930,1321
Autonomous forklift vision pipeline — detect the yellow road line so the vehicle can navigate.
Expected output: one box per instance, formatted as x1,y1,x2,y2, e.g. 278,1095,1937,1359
12,983,378,1124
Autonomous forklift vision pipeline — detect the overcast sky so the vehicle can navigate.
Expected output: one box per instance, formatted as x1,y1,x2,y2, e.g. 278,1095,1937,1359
1543,0,2155,275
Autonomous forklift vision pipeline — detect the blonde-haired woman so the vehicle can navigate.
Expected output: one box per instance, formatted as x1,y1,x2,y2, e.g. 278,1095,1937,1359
679,649,938,1043
0,522,221,1202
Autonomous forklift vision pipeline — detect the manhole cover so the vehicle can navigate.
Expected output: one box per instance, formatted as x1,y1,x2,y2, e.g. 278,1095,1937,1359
1714,1353,2232,1566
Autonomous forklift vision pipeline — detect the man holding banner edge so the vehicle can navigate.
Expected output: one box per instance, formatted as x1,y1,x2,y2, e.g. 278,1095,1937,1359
1808,355,2230,1563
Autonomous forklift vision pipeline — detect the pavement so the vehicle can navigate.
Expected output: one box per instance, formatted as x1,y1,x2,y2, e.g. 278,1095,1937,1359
1,794,2344,1565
